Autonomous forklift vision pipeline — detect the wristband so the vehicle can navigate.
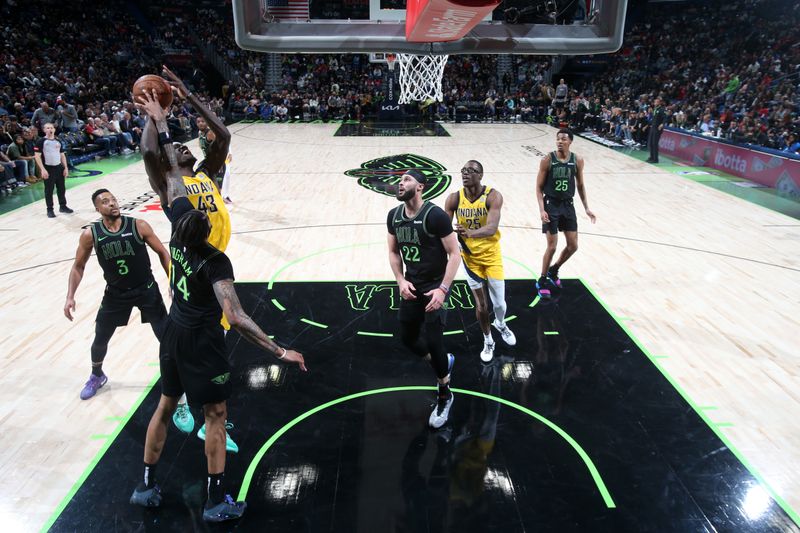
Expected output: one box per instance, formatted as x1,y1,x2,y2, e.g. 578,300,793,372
438,284,449,294
157,132,172,146
278,347,287,359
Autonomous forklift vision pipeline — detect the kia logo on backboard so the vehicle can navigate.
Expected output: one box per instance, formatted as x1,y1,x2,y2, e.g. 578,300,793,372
344,153,451,200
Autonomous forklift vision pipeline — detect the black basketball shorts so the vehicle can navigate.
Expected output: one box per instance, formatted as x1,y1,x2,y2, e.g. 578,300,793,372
542,197,578,234
95,279,166,328
159,319,232,406
398,284,447,326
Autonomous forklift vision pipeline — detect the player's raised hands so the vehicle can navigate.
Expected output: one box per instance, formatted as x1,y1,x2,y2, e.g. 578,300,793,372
162,65,189,99
135,89,167,122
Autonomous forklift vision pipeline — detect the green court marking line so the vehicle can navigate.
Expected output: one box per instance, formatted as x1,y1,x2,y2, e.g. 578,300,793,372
104,416,126,422
146,362,159,366
698,406,718,411
618,317,631,321
41,371,161,533
267,241,382,290
237,385,615,508
357,331,394,337
715,422,735,428
265,247,539,338
504,255,539,279
579,278,800,526
544,331,559,335
89,434,112,440
529,296,541,307
300,318,328,329
652,355,669,359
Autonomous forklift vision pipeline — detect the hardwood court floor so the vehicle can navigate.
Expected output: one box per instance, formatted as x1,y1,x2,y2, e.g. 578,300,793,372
0,122,797,531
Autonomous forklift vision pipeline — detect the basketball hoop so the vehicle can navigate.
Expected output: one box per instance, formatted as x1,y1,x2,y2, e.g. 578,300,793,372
394,53,449,104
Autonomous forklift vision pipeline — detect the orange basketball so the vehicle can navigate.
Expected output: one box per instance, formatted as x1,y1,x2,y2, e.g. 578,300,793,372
132,74,173,109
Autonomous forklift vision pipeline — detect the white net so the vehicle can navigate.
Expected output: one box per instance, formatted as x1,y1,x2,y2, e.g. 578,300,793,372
395,53,449,104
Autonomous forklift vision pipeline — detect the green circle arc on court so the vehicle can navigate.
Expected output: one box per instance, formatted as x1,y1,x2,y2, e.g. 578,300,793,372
237,385,616,509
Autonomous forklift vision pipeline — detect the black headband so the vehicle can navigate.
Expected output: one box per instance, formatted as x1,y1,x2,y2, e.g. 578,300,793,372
404,169,425,183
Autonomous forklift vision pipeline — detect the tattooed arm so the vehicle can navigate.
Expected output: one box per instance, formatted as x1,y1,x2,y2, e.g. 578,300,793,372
212,279,307,370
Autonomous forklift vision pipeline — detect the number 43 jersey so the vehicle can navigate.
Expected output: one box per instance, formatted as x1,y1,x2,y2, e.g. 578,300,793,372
167,197,235,328
182,169,231,252
456,186,500,262
91,216,153,290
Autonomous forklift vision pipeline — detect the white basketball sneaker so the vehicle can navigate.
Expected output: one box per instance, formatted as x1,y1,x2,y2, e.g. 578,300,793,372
492,319,517,346
480,340,495,363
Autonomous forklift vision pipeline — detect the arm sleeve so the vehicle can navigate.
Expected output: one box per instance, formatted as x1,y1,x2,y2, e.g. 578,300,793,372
34,138,43,152
386,209,396,235
206,252,235,284
428,207,454,238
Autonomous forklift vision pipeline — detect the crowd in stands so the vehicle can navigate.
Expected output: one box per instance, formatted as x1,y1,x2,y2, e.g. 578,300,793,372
2,0,798,197
563,0,799,153
0,0,223,195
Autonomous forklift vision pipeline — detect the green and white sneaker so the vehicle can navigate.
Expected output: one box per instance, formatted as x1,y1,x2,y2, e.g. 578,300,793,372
197,422,239,454
172,403,195,433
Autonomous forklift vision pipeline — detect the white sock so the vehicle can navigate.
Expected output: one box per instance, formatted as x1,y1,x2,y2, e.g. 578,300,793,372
178,393,187,406
484,333,493,344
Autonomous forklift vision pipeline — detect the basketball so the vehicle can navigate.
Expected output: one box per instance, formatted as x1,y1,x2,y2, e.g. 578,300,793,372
132,74,173,109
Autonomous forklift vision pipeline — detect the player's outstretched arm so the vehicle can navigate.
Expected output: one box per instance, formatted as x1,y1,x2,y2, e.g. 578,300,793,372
64,229,93,321
162,65,230,178
575,156,596,223
137,90,184,205
444,191,459,222
212,279,307,371
423,232,460,312
136,219,170,277
140,115,168,206
536,156,550,223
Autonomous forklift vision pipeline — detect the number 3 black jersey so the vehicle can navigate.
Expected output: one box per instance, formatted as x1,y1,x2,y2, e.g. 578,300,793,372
90,216,153,290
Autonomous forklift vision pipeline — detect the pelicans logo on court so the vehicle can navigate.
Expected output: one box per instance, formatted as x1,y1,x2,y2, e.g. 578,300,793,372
344,153,451,200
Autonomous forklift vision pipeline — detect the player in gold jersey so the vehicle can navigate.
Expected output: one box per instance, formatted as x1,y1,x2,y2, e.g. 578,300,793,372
138,66,237,451
445,160,516,363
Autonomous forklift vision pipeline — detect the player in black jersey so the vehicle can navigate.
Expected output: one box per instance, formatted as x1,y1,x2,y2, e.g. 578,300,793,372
387,169,461,429
535,129,596,299
64,189,170,400
130,161,307,523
